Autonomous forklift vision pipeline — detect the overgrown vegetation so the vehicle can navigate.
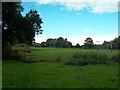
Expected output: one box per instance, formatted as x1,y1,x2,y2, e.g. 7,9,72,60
30,48,119,65
65,51,119,66
11,43,36,63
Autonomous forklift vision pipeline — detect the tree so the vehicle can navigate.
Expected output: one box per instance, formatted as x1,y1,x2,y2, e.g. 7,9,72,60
46,38,56,47
2,2,43,59
75,43,80,48
40,37,72,48
40,42,46,47
84,37,94,49
25,9,43,35
2,2,24,46
65,41,72,48
102,41,110,49
112,36,120,49
2,2,24,59
55,37,64,47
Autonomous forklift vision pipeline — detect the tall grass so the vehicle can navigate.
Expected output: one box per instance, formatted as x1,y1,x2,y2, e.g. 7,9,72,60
65,50,119,66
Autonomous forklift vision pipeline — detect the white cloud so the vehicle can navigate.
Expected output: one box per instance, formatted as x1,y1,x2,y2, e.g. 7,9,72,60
35,34,118,45
35,0,119,14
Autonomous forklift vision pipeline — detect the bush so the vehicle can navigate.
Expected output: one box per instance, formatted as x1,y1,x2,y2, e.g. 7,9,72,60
11,43,32,62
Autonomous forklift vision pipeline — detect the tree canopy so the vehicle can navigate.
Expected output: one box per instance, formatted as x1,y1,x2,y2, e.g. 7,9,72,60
38,37,72,48
2,2,43,46
2,2,43,59
84,37,94,49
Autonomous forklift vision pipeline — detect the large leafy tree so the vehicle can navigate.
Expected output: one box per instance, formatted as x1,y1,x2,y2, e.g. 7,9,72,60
2,2,24,46
2,2,43,59
84,37,94,49
2,2,43,46
25,9,43,35
2,2,24,59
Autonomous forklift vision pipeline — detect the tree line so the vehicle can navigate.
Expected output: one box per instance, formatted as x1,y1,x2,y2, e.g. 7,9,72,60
33,36,120,49
33,37,72,48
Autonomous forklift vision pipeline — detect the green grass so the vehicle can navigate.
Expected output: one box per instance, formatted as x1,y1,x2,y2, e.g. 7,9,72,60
3,48,119,88
3,60,118,88
31,48,118,63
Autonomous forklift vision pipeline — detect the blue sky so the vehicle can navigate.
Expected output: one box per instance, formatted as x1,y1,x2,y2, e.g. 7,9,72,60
21,0,118,45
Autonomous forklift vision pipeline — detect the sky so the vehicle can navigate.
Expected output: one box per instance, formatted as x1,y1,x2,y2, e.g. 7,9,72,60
21,0,118,45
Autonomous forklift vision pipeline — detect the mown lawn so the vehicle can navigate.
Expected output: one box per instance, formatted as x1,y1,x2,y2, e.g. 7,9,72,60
3,60,118,88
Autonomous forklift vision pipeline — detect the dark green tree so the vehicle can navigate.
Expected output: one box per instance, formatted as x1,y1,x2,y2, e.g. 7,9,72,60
46,38,56,47
40,42,46,47
2,2,24,46
2,2,43,59
84,37,94,49
25,9,43,35
75,43,80,48
112,36,120,49
55,37,64,47
102,41,110,49
2,2,24,59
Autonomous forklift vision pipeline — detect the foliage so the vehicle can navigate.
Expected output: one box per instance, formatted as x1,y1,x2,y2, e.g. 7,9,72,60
84,37,94,49
75,43,81,48
101,36,120,50
2,2,23,46
2,2,43,60
11,43,32,61
39,37,72,48
25,9,43,35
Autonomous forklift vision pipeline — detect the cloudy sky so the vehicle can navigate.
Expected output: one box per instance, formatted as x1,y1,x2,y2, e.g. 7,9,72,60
22,0,118,45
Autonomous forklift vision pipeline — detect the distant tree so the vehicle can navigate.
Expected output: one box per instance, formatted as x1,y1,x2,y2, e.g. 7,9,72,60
65,41,72,48
112,36,120,49
46,38,56,47
41,37,72,48
55,37,64,47
102,41,110,49
40,42,46,47
75,43,80,48
84,37,94,49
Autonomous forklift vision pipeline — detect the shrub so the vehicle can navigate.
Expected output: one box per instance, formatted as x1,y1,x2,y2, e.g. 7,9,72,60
11,43,32,62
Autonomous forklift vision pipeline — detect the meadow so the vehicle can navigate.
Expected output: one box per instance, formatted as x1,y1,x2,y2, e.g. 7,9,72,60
2,48,119,88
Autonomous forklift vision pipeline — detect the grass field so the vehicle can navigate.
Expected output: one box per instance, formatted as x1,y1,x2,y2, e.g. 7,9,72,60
2,48,119,88
31,48,118,62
